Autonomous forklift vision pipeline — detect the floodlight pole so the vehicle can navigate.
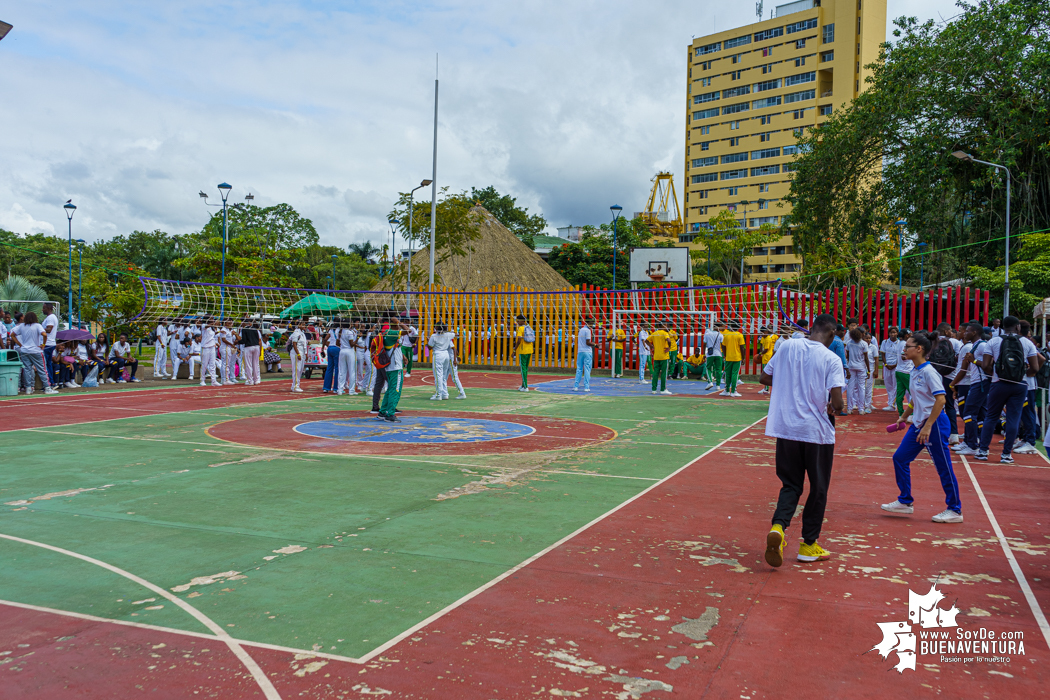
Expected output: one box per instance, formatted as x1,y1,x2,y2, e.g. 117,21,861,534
428,58,439,287
894,219,906,326
63,201,76,329
952,151,1012,316
76,239,85,328
610,205,622,312
407,180,433,313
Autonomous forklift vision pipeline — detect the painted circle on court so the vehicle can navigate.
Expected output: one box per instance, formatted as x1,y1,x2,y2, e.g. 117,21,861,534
206,410,615,455
292,416,535,444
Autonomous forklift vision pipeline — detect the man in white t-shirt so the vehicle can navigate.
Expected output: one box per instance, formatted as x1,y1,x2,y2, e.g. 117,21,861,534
354,323,370,393
428,323,453,400
760,313,845,567
637,325,650,383
893,330,915,417
154,319,170,377
879,327,900,411
199,321,221,386
42,303,60,386
950,322,983,454
443,328,467,399
573,318,594,393
703,323,725,390
974,316,1041,463
336,320,358,395
1016,321,1042,454
401,323,418,377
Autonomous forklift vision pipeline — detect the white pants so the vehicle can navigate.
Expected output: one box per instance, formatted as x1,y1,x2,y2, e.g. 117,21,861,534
169,346,178,373
639,354,649,381
356,351,370,392
188,356,200,379
172,355,188,379
221,346,236,383
847,371,865,411
432,353,450,398
883,367,897,406
154,341,168,376
291,351,305,390
242,346,261,385
444,352,464,395
200,347,219,385
865,370,874,409
337,348,357,394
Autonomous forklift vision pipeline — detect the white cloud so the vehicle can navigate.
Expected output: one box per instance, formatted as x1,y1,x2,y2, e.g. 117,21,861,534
0,0,963,247
0,204,56,234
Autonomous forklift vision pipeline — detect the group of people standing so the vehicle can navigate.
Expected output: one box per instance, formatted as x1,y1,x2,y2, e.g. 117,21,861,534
152,316,265,386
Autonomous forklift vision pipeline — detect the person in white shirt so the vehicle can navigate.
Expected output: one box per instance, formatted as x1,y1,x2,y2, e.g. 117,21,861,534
760,313,845,567
402,323,418,378
41,303,60,387
989,319,1003,337
154,319,170,377
974,316,1042,463
844,327,870,414
354,323,370,393
219,319,238,384
637,326,650,383
336,319,358,395
199,320,221,386
933,323,964,445
863,328,878,412
322,322,341,394
428,323,453,400
110,334,140,383
187,335,202,380
444,328,466,399
950,322,981,454
11,312,57,394
170,332,188,380
703,323,724,390
1016,321,1042,454
881,331,963,523
893,330,915,417
879,327,900,411
288,321,308,393
573,318,594,392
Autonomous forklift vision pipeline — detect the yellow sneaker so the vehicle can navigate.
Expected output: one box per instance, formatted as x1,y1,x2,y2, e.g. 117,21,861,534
798,542,831,562
765,524,785,568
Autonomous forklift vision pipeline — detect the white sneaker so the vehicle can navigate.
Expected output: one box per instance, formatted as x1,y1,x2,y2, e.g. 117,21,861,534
572,387,578,392
882,406,896,412
652,390,658,395
107,378,117,384
44,387,57,395
64,382,76,388
1013,439,1027,450
1014,443,1039,455
170,376,177,381
130,378,141,383
639,379,647,384
518,387,528,392
705,383,715,389
200,382,206,386
26,387,34,395
954,446,976,455
405,373,411,378
660,390,673,395
948,434,960,445
731,392,742,397
881,500,914,514
455,393,467,399
292,387,304,393
583,388,590,392
718,391,728,396
430,395,442,401
932,509,963,523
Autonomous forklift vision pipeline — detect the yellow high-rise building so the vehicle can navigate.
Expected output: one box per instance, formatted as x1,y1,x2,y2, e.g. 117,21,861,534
676,0,886,282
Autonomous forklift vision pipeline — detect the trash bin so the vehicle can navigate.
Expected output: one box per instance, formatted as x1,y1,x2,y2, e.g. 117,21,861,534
0,349,21,397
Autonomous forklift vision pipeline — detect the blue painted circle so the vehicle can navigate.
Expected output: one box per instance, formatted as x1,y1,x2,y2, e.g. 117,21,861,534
293,416,536,444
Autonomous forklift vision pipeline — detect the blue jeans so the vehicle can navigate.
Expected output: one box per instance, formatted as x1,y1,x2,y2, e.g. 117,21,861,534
43,346,57,385
962,381,987,450
323,346,340,392
978,381,1027,456
574,352,592,390
893,413,961,513
1020,389,1039,446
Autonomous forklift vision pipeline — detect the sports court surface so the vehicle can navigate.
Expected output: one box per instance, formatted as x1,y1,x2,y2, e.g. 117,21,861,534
2,371,1049,699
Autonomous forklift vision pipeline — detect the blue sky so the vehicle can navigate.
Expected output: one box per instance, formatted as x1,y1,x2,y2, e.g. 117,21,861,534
0,0,964,248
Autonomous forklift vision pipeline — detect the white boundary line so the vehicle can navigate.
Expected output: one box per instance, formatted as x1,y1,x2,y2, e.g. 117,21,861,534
0,533,282,699
352,413,768,664
959,455,1050,652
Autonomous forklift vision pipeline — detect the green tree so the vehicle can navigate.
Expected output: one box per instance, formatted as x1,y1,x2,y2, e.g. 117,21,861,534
387,188,481,288
547,217,674,288
687,210,781,284
967,231,1050,319
786,0,1050,289
468,186,547,250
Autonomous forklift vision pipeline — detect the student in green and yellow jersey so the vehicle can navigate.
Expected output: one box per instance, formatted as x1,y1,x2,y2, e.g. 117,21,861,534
607,325,627,377
720,325,746,397
667,326,680,379
758,326,779,395
512,314,535,391
645,323,673,395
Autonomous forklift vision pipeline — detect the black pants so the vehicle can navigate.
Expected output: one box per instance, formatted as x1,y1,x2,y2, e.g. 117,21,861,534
371,366,387,412
941,376,958,436
772,438,835,544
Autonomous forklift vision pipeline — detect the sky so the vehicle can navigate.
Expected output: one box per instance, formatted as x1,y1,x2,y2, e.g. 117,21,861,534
0,0,964,249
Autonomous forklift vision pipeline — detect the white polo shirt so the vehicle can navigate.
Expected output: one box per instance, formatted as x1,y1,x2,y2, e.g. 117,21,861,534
43,313,59,348
909,361,946,427
763,338,846,445
880,338,900,367
981,334,1038,383
704,329,724,357
577,326,593,355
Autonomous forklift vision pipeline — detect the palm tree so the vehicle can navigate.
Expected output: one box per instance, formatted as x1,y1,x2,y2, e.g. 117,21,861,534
1,275,51,315
347,241,381,264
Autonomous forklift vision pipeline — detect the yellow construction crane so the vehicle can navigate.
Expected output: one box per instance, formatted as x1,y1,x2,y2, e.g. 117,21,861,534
639,172,683,239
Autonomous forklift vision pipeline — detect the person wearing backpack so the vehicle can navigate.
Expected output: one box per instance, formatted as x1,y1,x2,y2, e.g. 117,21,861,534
932,323,962,444
1016,321,1044,455
975,316,1041,463
950,322,984,455
512,315,534,392
377,320,409,422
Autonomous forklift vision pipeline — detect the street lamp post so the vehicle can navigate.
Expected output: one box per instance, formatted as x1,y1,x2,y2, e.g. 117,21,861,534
738,201,750,283
894,220,906,326
387,219,399,280
63,201,76,328
199,183,233,318
610,205,622,308
406,180,433,313
952,151,1012,315
918,242,928,290
75,239,85,328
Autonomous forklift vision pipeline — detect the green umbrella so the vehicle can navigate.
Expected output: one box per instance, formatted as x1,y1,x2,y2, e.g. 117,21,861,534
279,293,354,319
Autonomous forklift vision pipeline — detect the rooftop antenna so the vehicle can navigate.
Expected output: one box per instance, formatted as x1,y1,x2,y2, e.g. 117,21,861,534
756,1,763,20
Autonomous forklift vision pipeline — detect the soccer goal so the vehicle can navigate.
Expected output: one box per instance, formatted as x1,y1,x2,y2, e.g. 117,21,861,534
612,309,717,356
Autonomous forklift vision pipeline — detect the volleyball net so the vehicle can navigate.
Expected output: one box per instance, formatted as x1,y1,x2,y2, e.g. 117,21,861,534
134,277,792,372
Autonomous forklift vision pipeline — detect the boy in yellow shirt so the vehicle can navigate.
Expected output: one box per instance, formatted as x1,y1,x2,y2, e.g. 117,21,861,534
758,326,778,395
684,348,707,380
607,325,627,377
645,323,673,395
721,326,746,397
512,315,534,391
667,326,680,379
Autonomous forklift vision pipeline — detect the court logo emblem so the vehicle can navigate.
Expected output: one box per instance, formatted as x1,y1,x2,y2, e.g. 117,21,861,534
870,582,1025,673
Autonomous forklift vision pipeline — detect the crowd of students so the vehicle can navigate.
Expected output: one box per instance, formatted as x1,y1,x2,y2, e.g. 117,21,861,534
1,303,141,394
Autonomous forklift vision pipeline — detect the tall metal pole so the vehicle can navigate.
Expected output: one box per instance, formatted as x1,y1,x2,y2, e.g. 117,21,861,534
221,200,228,318
67,217,73,328
77,243,83,328
428,59,439,286
407,190,414,313
1004,168,1011,316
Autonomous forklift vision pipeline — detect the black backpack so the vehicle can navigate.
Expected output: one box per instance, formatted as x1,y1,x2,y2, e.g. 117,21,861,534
1035,348,1050,389
995,335,1027,384
928,337,958,377
148,330,157,344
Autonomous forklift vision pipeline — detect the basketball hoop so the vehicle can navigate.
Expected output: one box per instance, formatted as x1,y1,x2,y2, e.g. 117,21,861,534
646,261,668,284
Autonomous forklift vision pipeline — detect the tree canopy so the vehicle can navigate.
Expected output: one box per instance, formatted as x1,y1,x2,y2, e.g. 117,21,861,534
468,186,547,250
547,217,678,289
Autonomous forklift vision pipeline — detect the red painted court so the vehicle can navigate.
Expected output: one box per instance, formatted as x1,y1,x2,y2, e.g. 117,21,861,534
2,376,1048,699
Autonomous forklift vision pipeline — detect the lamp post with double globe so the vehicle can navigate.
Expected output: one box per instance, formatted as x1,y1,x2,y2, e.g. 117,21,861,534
199,183,233,318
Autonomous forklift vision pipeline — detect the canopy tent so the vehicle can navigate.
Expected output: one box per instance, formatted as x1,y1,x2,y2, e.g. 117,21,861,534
279,293,353,319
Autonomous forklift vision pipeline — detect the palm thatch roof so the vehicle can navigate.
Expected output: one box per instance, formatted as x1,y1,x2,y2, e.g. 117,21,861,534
361,206,572,311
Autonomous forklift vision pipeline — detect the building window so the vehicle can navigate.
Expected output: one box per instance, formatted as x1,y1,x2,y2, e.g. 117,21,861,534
721,169,748,181
759,182,770,192
729,120,740,130
795,39,806,49
693,108,719,120
758,200,769,210
701,60,711,70
760,115,772,125
821,50,834,62
759,132,770,142
786,71,816,86
753,95,781,110
723,101,749,115
786,18,818,34
729,137,740,147
731,54,740,64
697,206,709,215
699,125,710,135
697,190,709,199
792,109,804,119
819,104,833,116
722,152,749,164
724,85,750,98
695,41,721,56
730,70,741,80
692,172,718,183
693,91,720,104
858,17,862,34
700,77,712,87
725,34,751,49
728,187,739,196
754,78,782,92
692,156,718,168
754,27,784,42
822,23,835,43
794,56,806,67
783,144,802,156
751,165,781,177
785,89,816,103
751,147,780,160
701,141,710,150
